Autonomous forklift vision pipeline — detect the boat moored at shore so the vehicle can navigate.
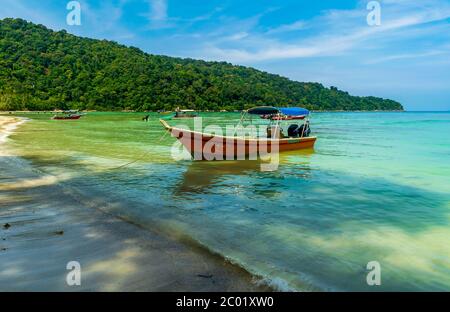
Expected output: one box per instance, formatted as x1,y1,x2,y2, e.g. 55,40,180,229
160,106,317,160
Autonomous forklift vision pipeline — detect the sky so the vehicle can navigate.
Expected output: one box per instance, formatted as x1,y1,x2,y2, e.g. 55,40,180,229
1,0,450,111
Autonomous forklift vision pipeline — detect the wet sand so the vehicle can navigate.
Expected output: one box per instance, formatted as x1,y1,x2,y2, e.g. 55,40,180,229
0,116,267,291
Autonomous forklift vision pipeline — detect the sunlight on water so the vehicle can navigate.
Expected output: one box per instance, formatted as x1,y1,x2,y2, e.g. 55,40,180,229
4,111,450,291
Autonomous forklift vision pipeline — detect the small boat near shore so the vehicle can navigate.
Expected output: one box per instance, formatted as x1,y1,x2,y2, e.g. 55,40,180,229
51,110,82,120
52,115,81,120
173,109,199,119
160,106,316,160
260,107,309,120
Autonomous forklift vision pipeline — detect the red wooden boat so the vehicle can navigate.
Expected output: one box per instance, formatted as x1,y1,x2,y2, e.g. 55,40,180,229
159,106,316,160
51,110,82,120
52,115,81,120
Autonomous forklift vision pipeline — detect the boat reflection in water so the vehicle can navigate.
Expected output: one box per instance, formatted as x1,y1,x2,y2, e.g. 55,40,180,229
174,149,315,197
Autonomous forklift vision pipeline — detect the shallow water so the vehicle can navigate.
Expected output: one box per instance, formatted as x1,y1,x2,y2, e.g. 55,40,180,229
4,111,450,291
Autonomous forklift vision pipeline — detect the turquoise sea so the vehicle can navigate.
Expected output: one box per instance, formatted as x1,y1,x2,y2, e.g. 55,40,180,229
5,111,450,291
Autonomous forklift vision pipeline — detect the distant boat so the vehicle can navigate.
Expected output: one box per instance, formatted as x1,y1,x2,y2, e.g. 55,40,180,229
173,109,199,118
159,106,316,160
269,115,306,120
261,107,310,120
51,110,82,120
52,115,81,120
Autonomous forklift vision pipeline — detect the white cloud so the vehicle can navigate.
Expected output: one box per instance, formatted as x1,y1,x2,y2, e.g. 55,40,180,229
266,20,307,35
78,0,135,40
143,0,179,30
365,50,450,64
149,0,167,21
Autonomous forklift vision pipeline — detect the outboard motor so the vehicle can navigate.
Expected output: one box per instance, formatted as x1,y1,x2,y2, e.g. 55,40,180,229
298,122,311,137
287,124,300,137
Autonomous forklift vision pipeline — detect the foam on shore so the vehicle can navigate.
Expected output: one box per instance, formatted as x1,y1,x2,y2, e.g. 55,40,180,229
0,116,28,146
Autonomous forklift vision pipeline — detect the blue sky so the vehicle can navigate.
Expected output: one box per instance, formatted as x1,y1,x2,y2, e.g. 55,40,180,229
1,0,450,110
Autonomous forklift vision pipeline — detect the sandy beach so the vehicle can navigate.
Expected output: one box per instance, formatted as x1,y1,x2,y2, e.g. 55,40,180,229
0,116,266,291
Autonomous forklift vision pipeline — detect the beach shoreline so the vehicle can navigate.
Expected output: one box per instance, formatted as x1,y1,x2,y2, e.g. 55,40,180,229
0,116,28,145
0,116,268,291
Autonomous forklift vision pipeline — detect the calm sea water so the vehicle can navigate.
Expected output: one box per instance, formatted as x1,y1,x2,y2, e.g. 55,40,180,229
6,111,450,291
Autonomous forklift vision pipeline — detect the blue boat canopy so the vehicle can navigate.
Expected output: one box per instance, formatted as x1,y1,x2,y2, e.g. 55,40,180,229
278,107,309,116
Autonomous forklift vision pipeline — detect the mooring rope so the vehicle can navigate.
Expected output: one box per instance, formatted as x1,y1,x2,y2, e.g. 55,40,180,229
107,126,172,171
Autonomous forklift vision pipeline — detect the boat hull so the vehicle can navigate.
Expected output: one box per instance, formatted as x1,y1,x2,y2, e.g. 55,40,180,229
160,119,316,160
52,115,81,120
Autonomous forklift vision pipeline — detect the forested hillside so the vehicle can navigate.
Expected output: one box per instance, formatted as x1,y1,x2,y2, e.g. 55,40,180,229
0,18,403,111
